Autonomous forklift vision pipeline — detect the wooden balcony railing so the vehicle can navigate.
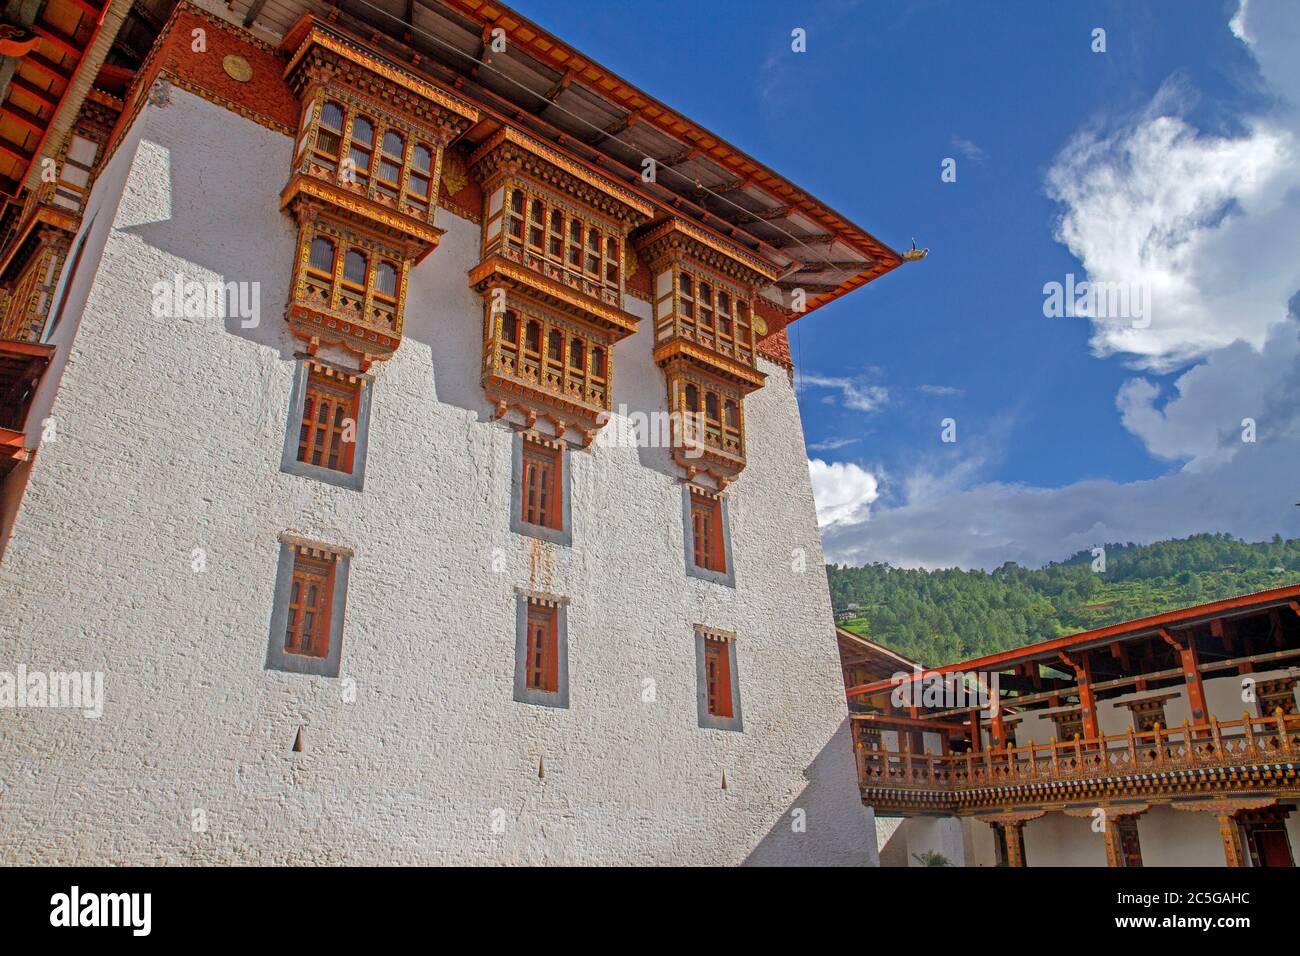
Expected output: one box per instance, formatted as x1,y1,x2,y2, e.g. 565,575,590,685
857,712,1300,793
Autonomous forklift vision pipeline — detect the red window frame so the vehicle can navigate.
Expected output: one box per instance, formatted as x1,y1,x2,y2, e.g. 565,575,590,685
298,366,361,473
285,551,336,658
704,635,733,718
525,603,559,692
691,492,725,572
521,439,561,530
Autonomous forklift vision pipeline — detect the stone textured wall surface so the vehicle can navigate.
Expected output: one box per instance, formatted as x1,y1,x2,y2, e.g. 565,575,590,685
0,89,875,865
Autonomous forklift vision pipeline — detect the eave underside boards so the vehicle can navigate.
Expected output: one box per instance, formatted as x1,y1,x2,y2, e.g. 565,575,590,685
0,338,53,429
224,0,899,318
0,0,109,197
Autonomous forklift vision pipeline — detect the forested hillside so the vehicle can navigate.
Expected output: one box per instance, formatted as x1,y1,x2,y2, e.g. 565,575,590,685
828,534,1300,666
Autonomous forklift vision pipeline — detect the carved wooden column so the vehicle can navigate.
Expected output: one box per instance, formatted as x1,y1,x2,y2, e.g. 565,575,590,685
1066,804,1149,867
990,707,1006,749
1217,814,1246,868
1161,628,1208,725
1060,651,1099,738
1172,797,1277,867
986,809,1045,867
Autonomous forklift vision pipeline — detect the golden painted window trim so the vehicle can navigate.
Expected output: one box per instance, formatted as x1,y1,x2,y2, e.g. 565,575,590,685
481,292,618,446
285,203,414,363
281,18,479,127
470,126,653,223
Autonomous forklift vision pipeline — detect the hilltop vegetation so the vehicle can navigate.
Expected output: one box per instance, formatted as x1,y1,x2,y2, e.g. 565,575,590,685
829,534,1300,666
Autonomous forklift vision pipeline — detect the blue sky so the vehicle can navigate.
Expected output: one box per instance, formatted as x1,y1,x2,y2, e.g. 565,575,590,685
511,0,1300,569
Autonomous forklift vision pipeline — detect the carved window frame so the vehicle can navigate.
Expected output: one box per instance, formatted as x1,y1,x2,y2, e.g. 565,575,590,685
510,432,572,546
281,359,373,490
695,626,742,732
683,486,734,587
514,591,569,709
266,536,351,679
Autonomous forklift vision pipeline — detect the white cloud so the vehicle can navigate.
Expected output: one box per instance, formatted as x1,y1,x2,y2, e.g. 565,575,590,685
1116,320,1300,470
950,136,985,161
918,384,964,397
1046,0,1300,377
820,427,1300,569
809,459,879,527
1046,108,1298,371
819,1,1300,570
808,436,861,452
800,373,889,412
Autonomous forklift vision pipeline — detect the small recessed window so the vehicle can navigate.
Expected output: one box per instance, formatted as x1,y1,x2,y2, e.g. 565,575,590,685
525,604,558,692
704,636,732,718
298,366,360,473
690,492,724,572
684,486,733,586
522,439,560,529
286,552,334,658
267,538,351,678
695,626,742,731
514,592,569,708
282,360,372,491
511,434,570,546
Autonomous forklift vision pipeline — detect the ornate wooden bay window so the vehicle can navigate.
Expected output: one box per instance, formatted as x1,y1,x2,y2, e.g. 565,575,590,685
280,18,478,364
469,128,651,444
0,97,117,342
633,220,777,487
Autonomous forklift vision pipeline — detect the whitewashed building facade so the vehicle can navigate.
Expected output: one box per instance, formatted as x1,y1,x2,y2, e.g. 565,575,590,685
0,0,905,864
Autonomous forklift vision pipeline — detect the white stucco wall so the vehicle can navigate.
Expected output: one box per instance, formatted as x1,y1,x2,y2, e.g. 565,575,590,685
1136,805,1229,867
1021,812,1107,867
962,816,999,866
0,88,874,865
903,816,965,866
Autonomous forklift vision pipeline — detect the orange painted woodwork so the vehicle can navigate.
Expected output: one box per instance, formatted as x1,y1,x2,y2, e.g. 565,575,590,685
704,636,732,718
525,604,559,692
298,366,360,473
278,15,479,362
470,127,647,443
690,491,725,573
520,438,561,530
1160,627,1209,724
847,581,1300,700
285,553,335,659
634,220,770,486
